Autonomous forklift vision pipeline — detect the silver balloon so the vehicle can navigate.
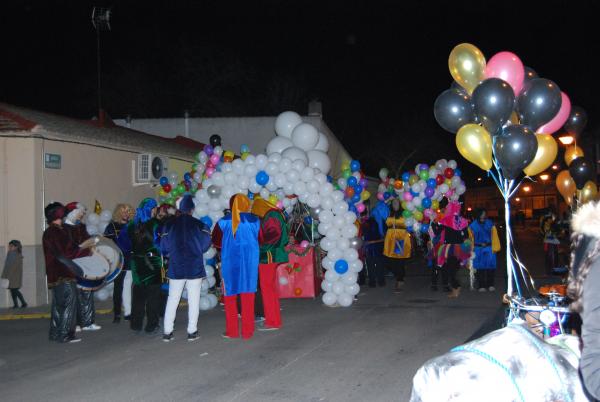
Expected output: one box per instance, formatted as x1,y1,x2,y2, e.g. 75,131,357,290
349,237,363,250
310,207,323,220
207,185,221,199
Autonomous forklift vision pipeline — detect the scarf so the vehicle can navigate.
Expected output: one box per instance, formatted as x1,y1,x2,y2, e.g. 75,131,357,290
251,197,277,219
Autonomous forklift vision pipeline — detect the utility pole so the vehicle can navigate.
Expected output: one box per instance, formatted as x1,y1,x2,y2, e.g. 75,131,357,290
92,7,111,121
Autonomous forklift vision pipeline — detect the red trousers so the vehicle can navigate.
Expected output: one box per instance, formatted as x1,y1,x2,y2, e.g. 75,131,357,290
224,293,255,339
259,263,282,328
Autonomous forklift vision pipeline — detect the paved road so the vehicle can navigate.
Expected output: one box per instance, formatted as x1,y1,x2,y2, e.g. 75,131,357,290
0,263,506,402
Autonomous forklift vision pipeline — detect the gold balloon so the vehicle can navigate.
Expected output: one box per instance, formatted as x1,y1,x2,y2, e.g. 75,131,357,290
456,124,493,171
448,43,486,94
523,134,558,176
564,145,584,166
509,111,520,125
580,181,598,204
94,200,102,214
556,170,576,204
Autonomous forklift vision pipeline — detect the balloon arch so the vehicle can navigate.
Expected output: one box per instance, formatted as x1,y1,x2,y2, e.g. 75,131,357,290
181,111,368,307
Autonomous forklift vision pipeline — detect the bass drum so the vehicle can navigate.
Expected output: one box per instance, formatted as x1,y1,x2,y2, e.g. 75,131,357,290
75,237,124,290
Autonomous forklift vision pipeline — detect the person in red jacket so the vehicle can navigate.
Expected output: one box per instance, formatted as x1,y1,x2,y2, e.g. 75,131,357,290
42,202,91,343
252,197,289,331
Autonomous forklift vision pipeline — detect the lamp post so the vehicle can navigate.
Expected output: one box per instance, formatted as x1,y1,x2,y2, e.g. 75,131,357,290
92,7,111,119
540,173,549,209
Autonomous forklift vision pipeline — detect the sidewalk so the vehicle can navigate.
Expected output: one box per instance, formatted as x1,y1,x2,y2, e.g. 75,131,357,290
0,300,114,321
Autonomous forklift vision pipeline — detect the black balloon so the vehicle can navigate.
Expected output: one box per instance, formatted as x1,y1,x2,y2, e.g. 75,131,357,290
434,88,476,133
472,78,515,135
516,78,562,132
209,134,222,147
569,157,593,190
524,66,538,82
493,125,538,180
563,106,588,137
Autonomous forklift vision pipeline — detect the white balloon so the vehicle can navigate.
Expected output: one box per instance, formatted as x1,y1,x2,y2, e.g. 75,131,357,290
274,173,287,188
275,111,303,138
209,199,222,212
406,202,415,211
345,283,360,296
286,169,299,183
207,276,216,288
338,293,353,307
319,183,334,197
332,282,345,295
307,150,331,174
194,204,208,218
326,226,341,240
278,157,292,173
198,151,208,163
279,276,289,286
343,211,357,225
292,159,306,173
87,213,100,225
341,224,358,239
321,196,334,211
456,184,466,195
337,238,350,250
324,269,340,282
268,152,282,163
448,159,457,169
331,191,344,203
201,280,209,292
86,225,99,236
319,210,334,223
221,162,233,173
328,248,343,262
314,132,330,152
260,188,270,200
451,176,462,188
244,154,256,165
344,248,359,262
238,175,250,190
212,172,225,186
333,215,345,228
320,236,335,251
298,192,309,204
225,172,237,185
283,182,295,195
349,259,363,272
341,272,358,285
99,210,112,222
300,166,315,182
244,164,258,178
98,222,109,234
439,184,449,194
266,181,278,192
249,182,262,194
282,147,308,164
213,146,223,156
314,173,327,185
232,159,245,175
333,202,348,215
321,256,334,270
318,223,332,236
207,293,218,308
204,264,215,276
306,180,320,194
293,181,307,195
291,123,319,151
322,292,337,306
337,178,347,190
255,154,268,170
266,136,293,155
307,194,320,208
266,162,279,176
199,297,211,311
321,280,334,293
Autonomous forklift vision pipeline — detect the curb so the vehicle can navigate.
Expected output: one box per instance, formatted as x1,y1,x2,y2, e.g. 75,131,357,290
0,308,113,321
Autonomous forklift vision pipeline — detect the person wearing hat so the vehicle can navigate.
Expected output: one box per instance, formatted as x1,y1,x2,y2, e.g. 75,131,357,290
251,197,289,331
2,240,27,308
64,201,101,331
42,202,91,343
160,194,212,342
119,198,163,334
212,194,260,339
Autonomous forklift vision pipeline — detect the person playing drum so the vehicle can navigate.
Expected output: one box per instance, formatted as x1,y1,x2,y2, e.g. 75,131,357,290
64,201,101,332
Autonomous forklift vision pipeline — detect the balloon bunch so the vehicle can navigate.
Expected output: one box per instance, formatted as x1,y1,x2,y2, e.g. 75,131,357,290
435,43,587,297
334,159,371,215
86,207,113,236
375,160,466,234
556,144,597,207
198,246,219,310
266,111,332,174
190,111,365,307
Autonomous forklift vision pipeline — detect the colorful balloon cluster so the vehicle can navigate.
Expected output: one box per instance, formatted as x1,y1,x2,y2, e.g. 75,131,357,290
435,43,588,180
376,159,466,234
556,143,597,206
334,159,371,215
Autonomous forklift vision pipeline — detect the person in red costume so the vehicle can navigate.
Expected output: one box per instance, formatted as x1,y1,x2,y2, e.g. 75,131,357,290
251,197,289,331
42,202,91,343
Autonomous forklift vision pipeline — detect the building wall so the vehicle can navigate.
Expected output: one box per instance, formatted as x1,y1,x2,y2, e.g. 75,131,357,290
0,136,194,307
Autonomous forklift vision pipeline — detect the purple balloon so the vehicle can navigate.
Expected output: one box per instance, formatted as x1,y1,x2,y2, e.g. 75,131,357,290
419,164,429,171
204,145,214,156
359,178,368,188
424,187,435,198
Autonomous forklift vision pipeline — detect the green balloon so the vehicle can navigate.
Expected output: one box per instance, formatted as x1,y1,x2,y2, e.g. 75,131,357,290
342,169,351,179
419,170,429,180
402,210,412,218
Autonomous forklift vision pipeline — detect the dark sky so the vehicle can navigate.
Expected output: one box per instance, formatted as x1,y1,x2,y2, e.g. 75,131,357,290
2,0,599,180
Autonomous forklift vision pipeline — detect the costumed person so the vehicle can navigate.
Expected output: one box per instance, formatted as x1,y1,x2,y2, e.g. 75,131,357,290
2,240,27,308
540,208,560,276
469,208,500,292
119,198,163,334
103,203,134,323
251,197,289,331
212,194,260,339
160,194,212,342
364,201,388,288
156,203,175,318
431,202,472,298
64,201,101,331
383,198,411,293
567,201,600,400
42,202,90,343
428,222,448,291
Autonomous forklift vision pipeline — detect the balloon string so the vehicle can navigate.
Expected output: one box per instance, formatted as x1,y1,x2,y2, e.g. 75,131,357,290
507,227,538,302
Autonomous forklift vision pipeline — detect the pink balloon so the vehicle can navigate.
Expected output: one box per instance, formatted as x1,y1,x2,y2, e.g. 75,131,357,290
205,167,215,177
300,240,309,249
356,203,366,213
209,154,220,165
377,192,385,201
276,200,284,209
537,92,571,134
402,192,413,202
485,51,525,96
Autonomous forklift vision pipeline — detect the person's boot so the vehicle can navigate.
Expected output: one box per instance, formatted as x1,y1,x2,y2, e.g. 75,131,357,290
448,287,461,299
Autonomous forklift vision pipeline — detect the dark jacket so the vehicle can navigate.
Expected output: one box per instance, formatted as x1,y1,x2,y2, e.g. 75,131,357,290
104,221,130,270
362,217,384,257
42,224,90,287
160,214,211,280
2,250,23,289
581,257,600,399
122,218,163,285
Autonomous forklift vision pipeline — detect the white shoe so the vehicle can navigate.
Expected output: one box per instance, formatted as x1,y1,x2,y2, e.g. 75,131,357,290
75,326,82,332
488,286,496,292
82,323,101,331
478,288,487,292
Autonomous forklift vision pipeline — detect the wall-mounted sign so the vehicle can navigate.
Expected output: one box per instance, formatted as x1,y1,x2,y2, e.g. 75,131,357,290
45,153,61,169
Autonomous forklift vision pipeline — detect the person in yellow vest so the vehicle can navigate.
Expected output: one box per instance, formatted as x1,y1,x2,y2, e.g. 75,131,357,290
383,199,412,292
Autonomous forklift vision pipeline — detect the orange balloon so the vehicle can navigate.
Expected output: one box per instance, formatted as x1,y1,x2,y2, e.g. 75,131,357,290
294,288,302,296
556,170,576,204
580,180,598,204
564,145,584,166
394,180,403,190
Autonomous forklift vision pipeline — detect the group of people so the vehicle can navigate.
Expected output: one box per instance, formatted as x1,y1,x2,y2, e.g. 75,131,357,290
41,192,289,343
361,198,500,298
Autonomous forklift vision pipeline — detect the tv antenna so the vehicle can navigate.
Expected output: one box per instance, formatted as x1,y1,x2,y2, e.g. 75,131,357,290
92,7,111,118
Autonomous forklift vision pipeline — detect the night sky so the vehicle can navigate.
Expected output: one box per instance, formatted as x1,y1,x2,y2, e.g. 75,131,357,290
2,0,599,181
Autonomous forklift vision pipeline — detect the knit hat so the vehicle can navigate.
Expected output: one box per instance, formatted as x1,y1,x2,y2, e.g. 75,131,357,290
178,194,195,213
45,202,65,223
65,202,86,225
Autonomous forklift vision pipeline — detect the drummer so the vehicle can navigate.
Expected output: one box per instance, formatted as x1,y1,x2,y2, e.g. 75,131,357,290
64,201,101,332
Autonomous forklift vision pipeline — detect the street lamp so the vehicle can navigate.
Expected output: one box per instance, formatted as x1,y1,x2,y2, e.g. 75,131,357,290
558,134,575,145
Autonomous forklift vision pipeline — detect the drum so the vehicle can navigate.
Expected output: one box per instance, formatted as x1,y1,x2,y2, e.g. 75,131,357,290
75,237,124,290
